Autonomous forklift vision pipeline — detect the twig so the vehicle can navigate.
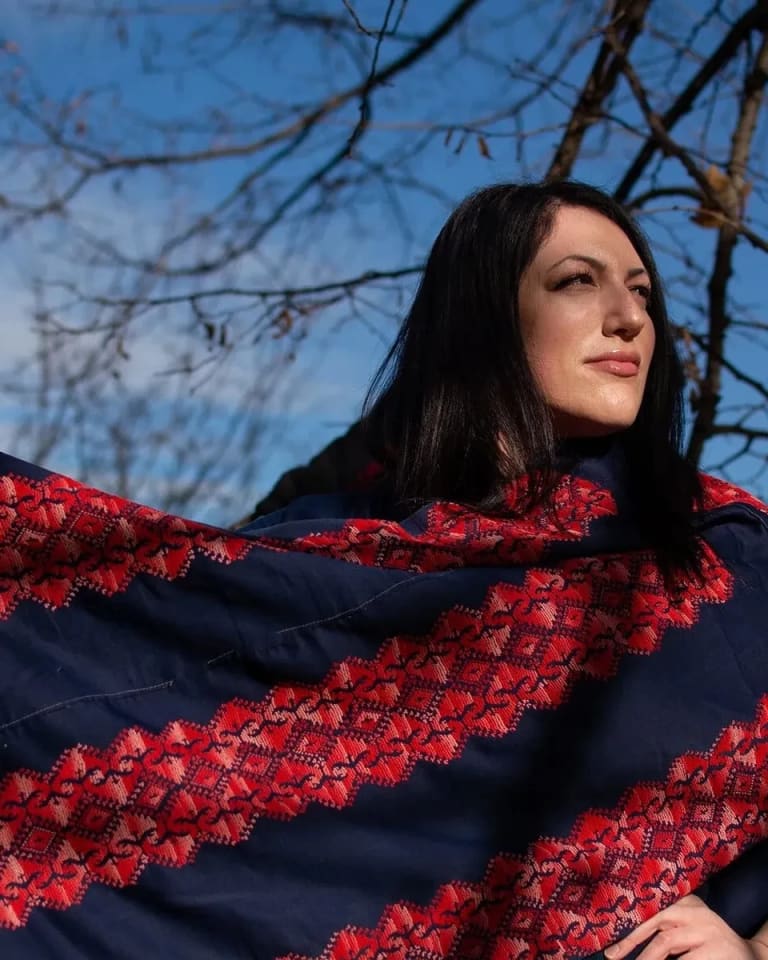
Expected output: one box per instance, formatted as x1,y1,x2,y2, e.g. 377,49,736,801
615,2,768,202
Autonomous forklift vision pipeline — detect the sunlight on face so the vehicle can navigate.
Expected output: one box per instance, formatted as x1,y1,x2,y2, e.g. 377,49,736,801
519,205,656,438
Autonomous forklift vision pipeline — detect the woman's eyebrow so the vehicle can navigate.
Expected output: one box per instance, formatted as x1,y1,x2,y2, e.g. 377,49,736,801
547,254,650,280
627,266,650,280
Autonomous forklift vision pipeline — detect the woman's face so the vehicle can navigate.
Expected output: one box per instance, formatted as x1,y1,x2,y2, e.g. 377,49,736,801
519,204,656,438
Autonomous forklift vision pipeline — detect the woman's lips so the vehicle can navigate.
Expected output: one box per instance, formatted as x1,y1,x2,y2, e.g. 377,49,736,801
586,353,641,377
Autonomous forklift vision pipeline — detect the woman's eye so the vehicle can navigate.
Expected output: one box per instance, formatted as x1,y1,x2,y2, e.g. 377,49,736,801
555,272,593,289
632,284,652,301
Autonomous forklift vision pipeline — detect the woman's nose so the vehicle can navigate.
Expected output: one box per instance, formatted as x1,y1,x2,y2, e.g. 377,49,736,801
602,285,646,339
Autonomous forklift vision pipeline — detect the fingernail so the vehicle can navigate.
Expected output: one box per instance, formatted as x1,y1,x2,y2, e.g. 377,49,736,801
604,948,619,959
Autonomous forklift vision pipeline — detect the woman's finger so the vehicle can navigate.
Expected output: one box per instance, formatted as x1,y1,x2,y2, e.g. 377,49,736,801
631,926,707,960
604,896,707,959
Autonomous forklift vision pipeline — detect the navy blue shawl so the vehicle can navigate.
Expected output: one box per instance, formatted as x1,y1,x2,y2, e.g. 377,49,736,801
0,447,766,959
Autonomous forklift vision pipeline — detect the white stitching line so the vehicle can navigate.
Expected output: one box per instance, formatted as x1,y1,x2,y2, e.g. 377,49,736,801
0,679,174,732
207,650,235,667
275,575,425,636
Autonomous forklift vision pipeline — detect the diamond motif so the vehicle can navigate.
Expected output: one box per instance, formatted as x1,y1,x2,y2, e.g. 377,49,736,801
295,730,333,759
350,709,385,734
646,825,682,858
557,880,591,908
456,660,491,685
72,801,118,837
729,767,759,800
69,510,114,541
18,824,60,858
238,751,273,778
131,778,173,811
400,684,440,716
187,761,226,794
603,854,636,884
688,798,717,826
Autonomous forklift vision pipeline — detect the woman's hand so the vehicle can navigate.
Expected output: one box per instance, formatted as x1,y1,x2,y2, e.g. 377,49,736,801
603,895,768,960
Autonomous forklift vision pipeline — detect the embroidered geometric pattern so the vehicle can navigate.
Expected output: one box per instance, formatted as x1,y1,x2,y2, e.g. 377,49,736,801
283,695,768,960
0,472,252,619
699,474,768,515
264,475,617,570
0,543,731,930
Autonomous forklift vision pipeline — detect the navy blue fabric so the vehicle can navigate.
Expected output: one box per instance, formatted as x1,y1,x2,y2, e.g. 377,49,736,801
0,448,766,958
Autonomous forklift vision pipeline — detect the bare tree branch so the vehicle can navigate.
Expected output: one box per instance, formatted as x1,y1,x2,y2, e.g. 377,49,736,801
547,0,650,181
687,29,768,465
615,2,768,203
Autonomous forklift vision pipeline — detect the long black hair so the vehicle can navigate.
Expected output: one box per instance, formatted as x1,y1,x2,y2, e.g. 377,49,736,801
364,180,701,573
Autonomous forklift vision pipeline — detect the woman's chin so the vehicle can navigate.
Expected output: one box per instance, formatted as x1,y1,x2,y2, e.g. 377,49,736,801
551,411,639,439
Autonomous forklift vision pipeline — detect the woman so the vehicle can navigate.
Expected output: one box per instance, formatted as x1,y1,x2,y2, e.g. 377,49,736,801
362,181,696,576
0,182,767,959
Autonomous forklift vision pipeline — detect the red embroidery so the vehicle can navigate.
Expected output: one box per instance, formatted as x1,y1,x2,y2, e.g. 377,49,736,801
265,476,617,570
0,473,252,619
0,544,730,930
283,696,768,960
699,474,768,514
0,470,612,623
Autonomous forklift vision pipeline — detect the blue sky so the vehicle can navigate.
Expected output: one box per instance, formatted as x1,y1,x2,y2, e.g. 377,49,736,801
0,1,765,521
